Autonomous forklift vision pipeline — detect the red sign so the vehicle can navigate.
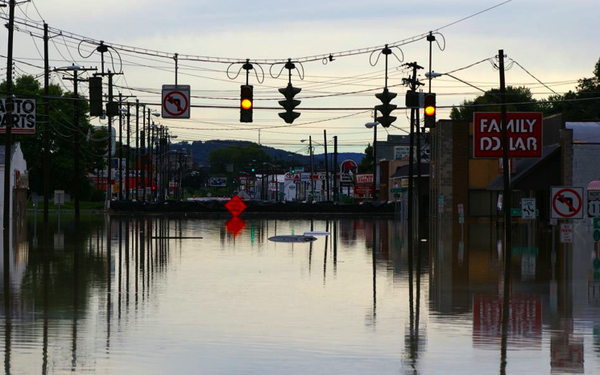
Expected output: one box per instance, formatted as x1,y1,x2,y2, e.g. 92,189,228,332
473,112,543,158
225,195,247,217
355,174,373,184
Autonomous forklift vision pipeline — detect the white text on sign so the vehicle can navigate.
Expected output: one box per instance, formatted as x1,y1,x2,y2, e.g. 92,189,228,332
473,112,543,158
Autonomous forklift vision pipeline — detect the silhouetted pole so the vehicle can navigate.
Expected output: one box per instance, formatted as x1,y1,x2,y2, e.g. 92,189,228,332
323,130,330,201
43,22,50,223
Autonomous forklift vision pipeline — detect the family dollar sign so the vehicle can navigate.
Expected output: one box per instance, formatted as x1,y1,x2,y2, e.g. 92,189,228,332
0,98,37,134
473,112,542,158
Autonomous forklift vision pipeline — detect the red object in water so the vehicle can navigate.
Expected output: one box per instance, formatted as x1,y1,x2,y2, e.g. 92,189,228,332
225,195,247,217
225,217,246,237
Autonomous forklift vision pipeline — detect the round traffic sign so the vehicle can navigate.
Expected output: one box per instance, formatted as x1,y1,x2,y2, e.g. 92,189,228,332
163,90,189,117
551,187,583,219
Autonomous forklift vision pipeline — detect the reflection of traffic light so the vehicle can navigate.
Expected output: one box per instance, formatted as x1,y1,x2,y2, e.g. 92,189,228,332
424,93,436,128
375,88,397,127
251,168,255,172
278,83,301,124
240,85,253,123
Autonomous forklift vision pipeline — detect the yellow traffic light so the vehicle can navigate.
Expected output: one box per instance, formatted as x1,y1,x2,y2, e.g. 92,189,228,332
241,98,252,110
240,85,253,122
425,105,436,116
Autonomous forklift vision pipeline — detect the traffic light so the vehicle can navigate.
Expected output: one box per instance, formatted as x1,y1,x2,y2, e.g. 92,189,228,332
240,85,253,123
89,76,103,117
375,88,397,127
278,83,301,124
424,93,436,128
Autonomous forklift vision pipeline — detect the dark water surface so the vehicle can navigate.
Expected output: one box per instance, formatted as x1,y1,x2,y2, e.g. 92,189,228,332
1,214,599,374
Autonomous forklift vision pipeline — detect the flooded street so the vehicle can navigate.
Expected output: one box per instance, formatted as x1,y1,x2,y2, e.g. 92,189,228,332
1,214,600,374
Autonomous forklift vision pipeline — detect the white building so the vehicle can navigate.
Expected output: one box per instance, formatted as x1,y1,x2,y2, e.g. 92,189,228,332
0,142,29,220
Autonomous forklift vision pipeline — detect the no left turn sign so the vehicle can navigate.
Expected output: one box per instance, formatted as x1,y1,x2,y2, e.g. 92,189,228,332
551,187,584,219
162,84,191,119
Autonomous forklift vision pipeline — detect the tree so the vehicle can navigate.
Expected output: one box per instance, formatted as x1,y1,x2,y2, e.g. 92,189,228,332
450,86,545,121
207,143,269,174
546,58,600,121
358,143,373,174
0,75,104,200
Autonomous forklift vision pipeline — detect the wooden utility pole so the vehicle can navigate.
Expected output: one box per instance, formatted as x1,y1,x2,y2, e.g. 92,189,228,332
43,23,50,223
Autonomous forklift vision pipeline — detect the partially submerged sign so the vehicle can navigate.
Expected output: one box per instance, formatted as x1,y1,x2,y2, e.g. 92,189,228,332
473,112,542,158
0,98,36,134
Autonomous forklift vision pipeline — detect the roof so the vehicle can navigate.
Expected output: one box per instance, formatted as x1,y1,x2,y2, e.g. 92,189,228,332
487,145,560,190
566,122,600,143
390,163,430,179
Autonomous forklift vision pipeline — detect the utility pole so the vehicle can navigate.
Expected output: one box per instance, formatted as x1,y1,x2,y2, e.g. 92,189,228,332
309,136,315,200
403,62,423,246
118,93,123,201
43,22,50,224
3,0,16,317
323,130,330,201
105,71,114,209
141,104,146,202
135,100,139,201
73,69,82,218
333,136,338,202
372,109,378,200
125,102,131,201
61,65,96,219
499,49,512,275
427,32,435,94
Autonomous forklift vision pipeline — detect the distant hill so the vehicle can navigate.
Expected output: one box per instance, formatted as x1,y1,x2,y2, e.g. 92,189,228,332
171,140,364,168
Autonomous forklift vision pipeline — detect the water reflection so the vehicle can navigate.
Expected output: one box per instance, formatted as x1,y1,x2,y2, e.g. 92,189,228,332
1,215,600,374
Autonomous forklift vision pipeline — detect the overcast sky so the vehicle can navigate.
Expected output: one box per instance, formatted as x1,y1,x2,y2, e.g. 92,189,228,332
1,0,598,154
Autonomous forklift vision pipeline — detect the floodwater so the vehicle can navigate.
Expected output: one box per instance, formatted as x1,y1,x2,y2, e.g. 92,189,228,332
1,213,600,375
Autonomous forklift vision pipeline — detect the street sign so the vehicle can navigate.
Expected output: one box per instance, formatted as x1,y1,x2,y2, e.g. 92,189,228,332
521,198,536,220
551,187,584,219
560,223,573,243
225,195,247,217
473,112,543,158
162,85,191,119
588,190,600,217
511,208,539,217
53,190,65,206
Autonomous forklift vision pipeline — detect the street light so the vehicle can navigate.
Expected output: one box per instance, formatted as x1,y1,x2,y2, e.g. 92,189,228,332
300,138,315,200
365,118,379,200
